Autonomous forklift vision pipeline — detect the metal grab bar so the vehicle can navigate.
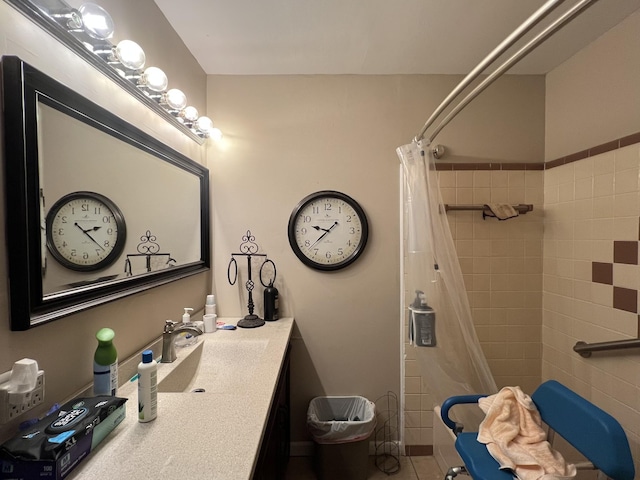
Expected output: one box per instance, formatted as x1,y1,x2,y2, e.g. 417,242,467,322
574,339,640,358
443,204,533,214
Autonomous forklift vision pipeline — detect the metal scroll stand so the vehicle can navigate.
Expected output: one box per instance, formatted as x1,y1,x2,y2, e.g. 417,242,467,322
124,230,176,276
227,230,270,328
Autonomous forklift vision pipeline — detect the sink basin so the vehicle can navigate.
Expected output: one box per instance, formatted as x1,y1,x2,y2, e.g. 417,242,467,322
158,337,269,393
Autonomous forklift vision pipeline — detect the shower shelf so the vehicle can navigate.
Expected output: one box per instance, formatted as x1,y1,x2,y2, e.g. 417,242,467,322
442,203,533,214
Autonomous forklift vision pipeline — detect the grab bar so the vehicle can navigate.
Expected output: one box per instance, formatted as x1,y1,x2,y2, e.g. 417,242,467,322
574,339,640,358
443,204,533,214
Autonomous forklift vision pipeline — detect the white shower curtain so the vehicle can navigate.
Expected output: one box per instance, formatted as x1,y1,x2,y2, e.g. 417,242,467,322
397,141,497,431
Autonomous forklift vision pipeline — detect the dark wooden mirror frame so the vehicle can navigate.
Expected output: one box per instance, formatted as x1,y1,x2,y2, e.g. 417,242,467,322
1,55,210,330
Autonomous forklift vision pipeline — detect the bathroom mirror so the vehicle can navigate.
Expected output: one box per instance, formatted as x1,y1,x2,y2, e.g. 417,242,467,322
2,56,210,330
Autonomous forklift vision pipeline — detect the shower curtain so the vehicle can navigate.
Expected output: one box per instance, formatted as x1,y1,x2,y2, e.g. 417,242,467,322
397,141,497,431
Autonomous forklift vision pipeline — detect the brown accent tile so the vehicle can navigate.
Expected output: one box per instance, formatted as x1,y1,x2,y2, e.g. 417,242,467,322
620,131,640,148
545,158,566,169
592,262,613,285
404,445,434,456
487,163,502,170
524,163,545,170
474,163,493,170
564,149,590,164
501,163,523,170
613,287,637,314
435,163,453,171
637,315,640,338
589,140,619,157
452,163,479,170
614,241,639,265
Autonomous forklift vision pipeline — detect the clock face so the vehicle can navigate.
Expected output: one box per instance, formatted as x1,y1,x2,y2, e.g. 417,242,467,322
288,191,368,271
46,192,126,271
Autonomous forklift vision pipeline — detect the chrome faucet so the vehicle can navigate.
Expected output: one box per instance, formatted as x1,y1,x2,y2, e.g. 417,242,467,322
161,320,203,363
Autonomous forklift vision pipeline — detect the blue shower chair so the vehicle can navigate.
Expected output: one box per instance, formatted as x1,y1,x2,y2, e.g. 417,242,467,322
440,380,635,480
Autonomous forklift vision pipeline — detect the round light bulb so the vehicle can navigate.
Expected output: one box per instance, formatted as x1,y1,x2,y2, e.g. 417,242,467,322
210,128,223,142
114,40,145,70
195,116,214,135
141,67,168,92
79,3,114,40
182,106,199,122
164,89,187,110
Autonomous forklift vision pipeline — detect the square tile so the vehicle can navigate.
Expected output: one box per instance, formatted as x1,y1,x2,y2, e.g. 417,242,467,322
614,241,639,265
613,286,638,313
592,262,613,285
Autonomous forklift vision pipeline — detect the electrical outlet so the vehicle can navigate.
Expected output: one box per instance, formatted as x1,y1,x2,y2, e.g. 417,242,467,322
0,370,45,424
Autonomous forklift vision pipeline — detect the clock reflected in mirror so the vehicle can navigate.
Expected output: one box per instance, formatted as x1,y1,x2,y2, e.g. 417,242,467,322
45,191,126,272
288,190,369,271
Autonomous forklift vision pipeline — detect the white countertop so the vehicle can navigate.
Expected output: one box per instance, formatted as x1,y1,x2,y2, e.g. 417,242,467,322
68,317,294,480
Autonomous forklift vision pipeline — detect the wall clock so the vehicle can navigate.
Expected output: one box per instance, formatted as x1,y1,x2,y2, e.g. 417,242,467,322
46,191,127,271
288,190,369,271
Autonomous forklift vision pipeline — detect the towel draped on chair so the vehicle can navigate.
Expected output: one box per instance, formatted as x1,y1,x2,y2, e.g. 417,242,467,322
477,386,576,480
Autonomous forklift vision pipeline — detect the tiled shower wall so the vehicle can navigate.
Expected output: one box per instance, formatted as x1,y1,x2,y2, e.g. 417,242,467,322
404,166,545,449
404,138,640,469
543,141,640,470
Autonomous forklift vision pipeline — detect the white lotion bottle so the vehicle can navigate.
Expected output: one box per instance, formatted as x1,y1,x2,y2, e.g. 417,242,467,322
138,349,157,423
205,295,216,315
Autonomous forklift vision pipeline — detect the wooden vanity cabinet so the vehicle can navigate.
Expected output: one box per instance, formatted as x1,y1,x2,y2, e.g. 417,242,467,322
254,345,291,479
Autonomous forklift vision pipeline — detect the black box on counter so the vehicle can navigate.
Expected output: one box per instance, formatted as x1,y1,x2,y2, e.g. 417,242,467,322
0,396,127,480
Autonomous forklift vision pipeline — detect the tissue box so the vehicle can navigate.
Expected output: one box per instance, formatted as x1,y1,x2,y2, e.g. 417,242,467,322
0,396,127,480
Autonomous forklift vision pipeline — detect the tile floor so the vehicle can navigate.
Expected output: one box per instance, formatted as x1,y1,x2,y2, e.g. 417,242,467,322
285,455,444,480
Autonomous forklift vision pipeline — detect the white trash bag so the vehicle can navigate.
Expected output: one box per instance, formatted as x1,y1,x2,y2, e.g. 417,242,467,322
307,396,376,444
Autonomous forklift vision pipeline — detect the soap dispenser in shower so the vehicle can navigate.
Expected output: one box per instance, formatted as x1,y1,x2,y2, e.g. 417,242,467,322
408,290,436,347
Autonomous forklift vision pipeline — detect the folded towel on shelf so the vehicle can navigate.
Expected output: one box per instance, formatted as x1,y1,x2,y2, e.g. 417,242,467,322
483,203,519,220
478,386,576,480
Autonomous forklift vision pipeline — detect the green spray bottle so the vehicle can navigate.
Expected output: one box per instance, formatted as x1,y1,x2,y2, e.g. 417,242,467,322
94,328,118,396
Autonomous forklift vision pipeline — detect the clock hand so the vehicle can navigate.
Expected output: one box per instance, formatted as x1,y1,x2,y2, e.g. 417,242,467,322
309,221,338,248
312,225,330,233
75,222,105,251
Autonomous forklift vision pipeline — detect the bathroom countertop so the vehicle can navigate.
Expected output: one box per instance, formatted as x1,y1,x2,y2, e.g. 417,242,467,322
67,317,294,480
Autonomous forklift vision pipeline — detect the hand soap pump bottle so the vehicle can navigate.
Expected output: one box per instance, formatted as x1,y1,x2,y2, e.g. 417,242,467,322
408,290,436,347
138,349,157,423
175,307,198,347
94,328,118,396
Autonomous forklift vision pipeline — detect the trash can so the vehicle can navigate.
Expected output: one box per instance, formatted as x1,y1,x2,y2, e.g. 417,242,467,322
307,396,376,480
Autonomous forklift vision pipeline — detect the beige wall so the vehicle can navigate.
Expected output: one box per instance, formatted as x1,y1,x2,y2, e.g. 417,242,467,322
0,1,209,441
206,74,545,442
544,9,640,473
545,10,640,161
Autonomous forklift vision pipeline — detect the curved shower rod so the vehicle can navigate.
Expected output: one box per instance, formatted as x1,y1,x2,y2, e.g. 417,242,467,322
414,0,600,145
